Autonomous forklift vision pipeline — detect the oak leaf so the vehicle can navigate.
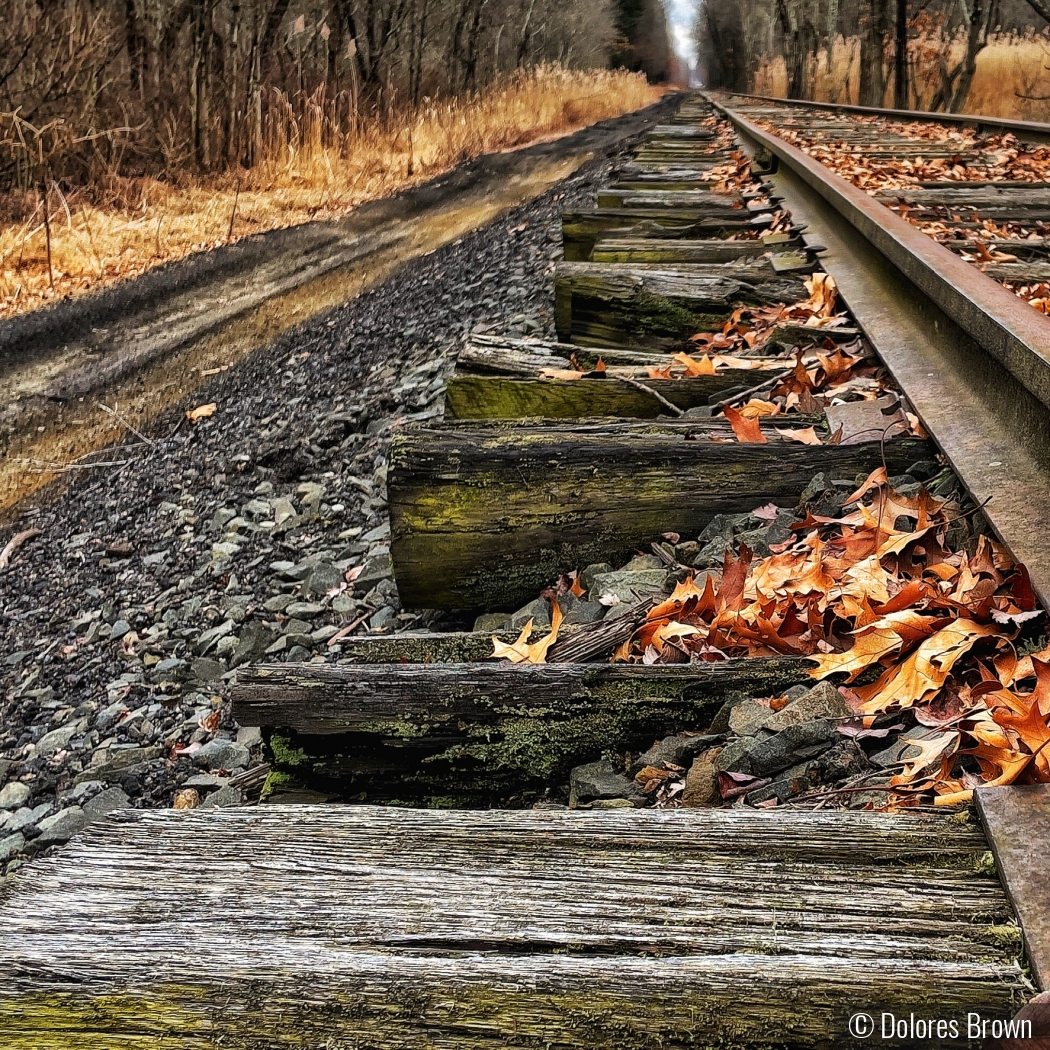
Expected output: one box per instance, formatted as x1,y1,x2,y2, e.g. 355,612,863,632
723,404,767,443
490,601,564,664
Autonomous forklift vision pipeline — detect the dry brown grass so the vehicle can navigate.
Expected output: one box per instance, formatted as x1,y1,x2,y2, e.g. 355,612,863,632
0,65,660,320
751,30,1050,120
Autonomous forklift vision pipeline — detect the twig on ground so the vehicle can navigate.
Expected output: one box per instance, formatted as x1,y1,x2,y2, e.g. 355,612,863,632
712,366,795,411
0,528,42,570
327,610,373,646
96,402,157,447
615,375,684,416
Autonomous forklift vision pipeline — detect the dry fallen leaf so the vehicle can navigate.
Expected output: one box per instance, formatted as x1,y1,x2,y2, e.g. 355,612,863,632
173,788,200,810
491,601,564,664
723,404,767,443
186,403,217,423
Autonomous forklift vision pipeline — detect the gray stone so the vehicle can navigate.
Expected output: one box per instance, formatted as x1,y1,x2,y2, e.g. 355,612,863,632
109,619,132,641
302,563,345,596
8,803,52,834
200,784,243,808
35,721,81,757
765,681,852,732
569,760,645,808
272,497,299,531
509,598,552,631
33,806,87,848
369,606,397,630
192,738,251,771
353,552,393,593
683,748,723,808
282,618,312,636
563,601,607,626
717,719,840,779
728,699,777,737
190,657,224,683
184,774,229,790
76,746,166,783
214,635,239,658
243,498,272,519
698,513,744,544
579,562,613,591
83,787,130,821
589,569,668,604
630,734,724,776
362,522,390,542
744,741,871,806
0,782,31,810
264,594,296,613
236,726,263,748
66,780,104,802
285,602,324,619
621,554,665,572
197,619,235,654
0,833,25,863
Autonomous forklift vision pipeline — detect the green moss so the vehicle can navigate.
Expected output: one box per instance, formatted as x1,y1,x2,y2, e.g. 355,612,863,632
984,924,1024,952
974,850,998,877
260,770,297,801
631,290,702,336
267,732,309,768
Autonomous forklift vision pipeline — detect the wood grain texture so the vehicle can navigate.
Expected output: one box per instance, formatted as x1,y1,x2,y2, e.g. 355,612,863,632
387,421,930,608
443,374,751,419
232,659,810,734
0,806,1027,1048
553,261,806,347
560,209,766,260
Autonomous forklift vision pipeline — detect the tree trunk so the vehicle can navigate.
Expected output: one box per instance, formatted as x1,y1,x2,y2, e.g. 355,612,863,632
858,0,889,106
893,0,908,108
948,0,998,112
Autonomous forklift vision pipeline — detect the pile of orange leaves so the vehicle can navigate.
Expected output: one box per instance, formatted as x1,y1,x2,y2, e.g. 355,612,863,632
689,272,848,358
607,467,1050,806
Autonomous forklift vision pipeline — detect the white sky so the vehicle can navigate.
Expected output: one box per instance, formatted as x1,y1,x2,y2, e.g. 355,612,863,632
663,0,698,73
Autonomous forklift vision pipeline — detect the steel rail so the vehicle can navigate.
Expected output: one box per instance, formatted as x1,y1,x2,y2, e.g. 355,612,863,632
709,92,1050,609
714,90,1050,145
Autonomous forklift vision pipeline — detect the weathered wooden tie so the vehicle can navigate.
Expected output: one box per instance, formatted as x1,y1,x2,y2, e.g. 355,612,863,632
0,806,1027,1048
387,420,930,609
554,261,806,347
233,659,808,798
561,209,769,260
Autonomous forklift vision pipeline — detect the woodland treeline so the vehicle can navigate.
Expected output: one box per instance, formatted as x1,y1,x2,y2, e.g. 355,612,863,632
1,0,671,185
698,0,1050,112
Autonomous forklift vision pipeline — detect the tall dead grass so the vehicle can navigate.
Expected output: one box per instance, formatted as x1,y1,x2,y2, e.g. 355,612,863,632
0,65,659,320
751,29,1050,120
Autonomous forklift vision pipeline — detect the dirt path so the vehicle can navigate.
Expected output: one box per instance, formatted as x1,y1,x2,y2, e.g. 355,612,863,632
0,96,679,515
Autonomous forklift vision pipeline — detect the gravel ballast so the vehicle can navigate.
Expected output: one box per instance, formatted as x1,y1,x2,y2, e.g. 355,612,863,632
0,152,624,878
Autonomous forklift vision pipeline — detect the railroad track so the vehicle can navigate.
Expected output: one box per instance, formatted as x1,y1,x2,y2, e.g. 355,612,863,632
2,94,1050,1046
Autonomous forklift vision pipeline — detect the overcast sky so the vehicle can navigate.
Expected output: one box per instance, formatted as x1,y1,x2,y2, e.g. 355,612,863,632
663,0,698,75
